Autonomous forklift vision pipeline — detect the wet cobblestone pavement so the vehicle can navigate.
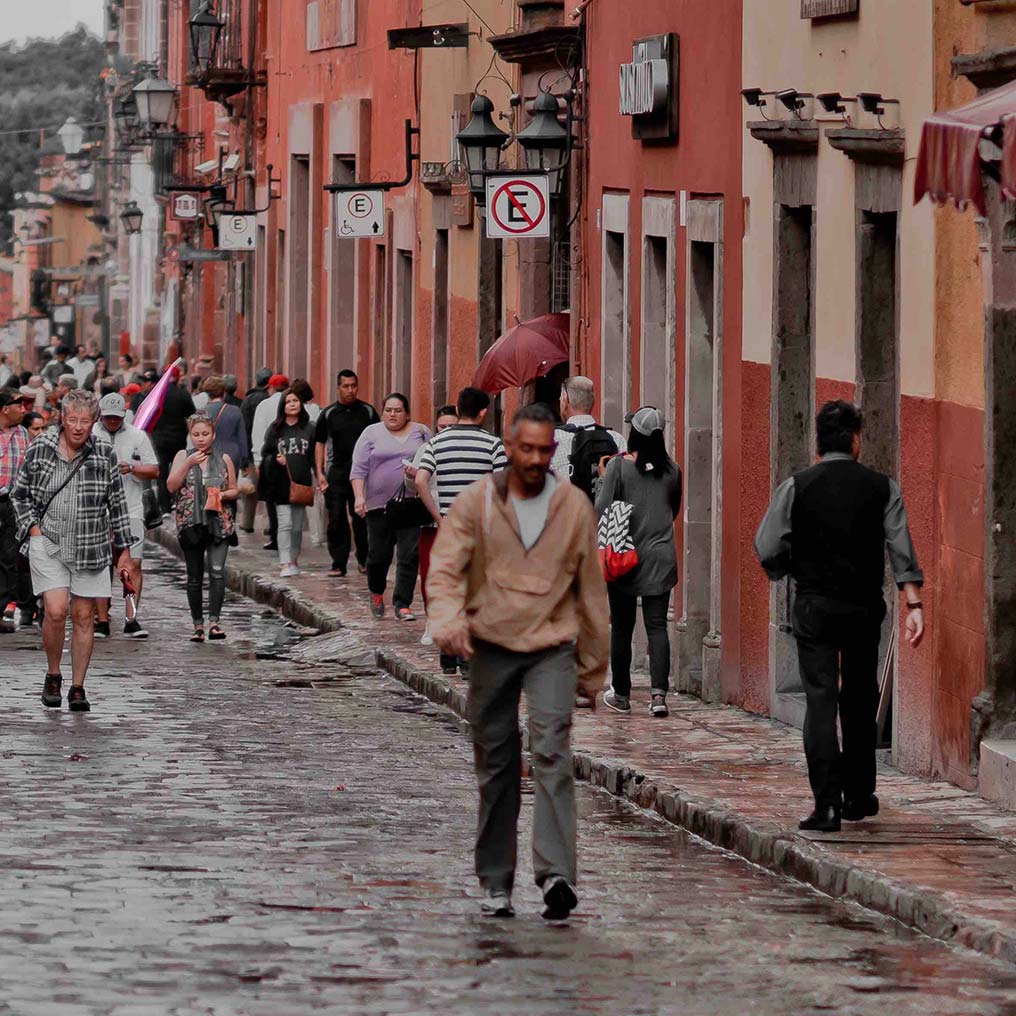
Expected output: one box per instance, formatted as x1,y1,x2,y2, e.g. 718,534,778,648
1,548,1014,1016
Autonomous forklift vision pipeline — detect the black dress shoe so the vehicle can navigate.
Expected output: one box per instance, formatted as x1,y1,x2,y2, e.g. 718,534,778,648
67,685,90,713
798,805,841,832
842,794,879,822
263,541,279,551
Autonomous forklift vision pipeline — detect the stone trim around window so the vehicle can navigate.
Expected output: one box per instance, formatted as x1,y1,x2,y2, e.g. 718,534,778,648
801,0,858,18
307,0,356,52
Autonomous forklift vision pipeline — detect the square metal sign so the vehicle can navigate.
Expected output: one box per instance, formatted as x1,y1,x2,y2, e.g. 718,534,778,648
217,213,257,251
334,189,385,238
484,173,551,240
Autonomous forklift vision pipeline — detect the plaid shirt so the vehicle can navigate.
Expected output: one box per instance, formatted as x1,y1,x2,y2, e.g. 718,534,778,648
12,430,133,572
0,425,28,494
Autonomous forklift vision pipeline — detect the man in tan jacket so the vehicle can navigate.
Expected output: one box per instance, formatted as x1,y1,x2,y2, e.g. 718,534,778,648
428,403,609,921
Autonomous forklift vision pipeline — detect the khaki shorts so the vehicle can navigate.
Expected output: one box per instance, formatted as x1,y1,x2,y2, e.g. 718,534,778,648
29,536,112,599
129,518,145,560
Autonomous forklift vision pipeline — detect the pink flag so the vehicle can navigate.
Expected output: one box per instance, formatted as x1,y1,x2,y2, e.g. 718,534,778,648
133,357,185,433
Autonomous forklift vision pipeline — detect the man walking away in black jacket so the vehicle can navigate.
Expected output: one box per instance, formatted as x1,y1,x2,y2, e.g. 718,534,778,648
755,401,925,833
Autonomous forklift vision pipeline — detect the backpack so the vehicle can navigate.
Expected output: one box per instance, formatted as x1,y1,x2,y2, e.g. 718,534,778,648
565,424,618,501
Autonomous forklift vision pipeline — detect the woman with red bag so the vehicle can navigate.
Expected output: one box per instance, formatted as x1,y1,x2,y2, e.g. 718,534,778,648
594,407,682,718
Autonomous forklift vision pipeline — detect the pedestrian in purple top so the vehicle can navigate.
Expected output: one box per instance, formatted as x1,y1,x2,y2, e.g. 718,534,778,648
350,392,430,620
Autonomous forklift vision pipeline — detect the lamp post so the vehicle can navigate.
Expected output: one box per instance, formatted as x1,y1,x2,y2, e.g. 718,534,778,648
120,201,144,235
515,90,571,200
189,0,224,77
132,71,177,132
58,117,85,157
455,95,511,203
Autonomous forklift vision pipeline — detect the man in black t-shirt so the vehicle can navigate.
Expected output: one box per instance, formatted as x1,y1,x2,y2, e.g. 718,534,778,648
315,370,378,576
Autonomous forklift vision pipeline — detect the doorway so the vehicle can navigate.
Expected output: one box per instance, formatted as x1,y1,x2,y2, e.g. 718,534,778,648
330,156,357,382
601,194,630,433
433,228,449,409
287,155,310,379
640,217,676,452
395,249,413,393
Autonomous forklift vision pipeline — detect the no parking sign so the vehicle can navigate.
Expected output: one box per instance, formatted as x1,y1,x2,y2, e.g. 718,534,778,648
485,173,551,239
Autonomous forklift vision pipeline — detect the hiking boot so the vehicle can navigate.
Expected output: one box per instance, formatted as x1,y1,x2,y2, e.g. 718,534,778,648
370,594,385,619
842,794,879,822
41,673,62,708
649,694,669,718
480,890,515,918
93,620,111,640
67,685,90,713
123,618,148,639
798,804,841,833
541,875,578,921
394,607,416,622
603,689,631,714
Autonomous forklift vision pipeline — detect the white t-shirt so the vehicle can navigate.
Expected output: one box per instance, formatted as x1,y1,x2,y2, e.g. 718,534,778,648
93,421,158,521
252,392,281,458
510,473,558,551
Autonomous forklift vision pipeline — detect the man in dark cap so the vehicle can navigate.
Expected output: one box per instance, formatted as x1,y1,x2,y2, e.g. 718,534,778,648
239,368,274,534
755,400,925,833
223,375,243,408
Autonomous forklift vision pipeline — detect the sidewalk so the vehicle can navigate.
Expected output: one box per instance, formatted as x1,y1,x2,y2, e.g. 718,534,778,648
151,519,1016,964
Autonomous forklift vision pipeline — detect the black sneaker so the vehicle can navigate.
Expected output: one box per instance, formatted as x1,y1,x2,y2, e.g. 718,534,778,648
604,689,631,713
41,673,62,708
94,620,111,640
123,618,148,639
67,685,90,713
798,805,841,833
263,540,279,551
541,875,578,921
842,794,879,822
440,654,458,676
649,694,669,718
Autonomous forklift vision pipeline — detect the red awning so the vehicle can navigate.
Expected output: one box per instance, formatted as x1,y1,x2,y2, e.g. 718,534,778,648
915,79,1016,215
472,313,570,395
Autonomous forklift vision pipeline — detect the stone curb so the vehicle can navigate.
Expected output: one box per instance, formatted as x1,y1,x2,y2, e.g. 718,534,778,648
151,527,1016,966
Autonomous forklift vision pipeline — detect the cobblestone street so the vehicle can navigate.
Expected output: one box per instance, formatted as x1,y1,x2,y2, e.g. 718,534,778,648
0,548,1012,1015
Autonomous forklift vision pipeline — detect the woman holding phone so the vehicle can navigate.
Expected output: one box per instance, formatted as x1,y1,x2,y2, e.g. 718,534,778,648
168,412,239,643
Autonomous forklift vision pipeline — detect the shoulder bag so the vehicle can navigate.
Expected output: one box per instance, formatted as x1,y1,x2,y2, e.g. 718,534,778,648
287,463,315,507
597,461,639,582
385,481,432,530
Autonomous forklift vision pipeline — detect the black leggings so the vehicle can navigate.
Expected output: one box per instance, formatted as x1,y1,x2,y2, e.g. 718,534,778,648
181,538,229,624
607,588,671,697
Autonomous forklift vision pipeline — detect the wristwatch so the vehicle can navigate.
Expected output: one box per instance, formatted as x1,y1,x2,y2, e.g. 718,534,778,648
906,601,923,610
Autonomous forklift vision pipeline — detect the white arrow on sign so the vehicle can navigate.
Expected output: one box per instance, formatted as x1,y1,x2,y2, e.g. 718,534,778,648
334,189,385,238
485,174,550,239
218,213,257,251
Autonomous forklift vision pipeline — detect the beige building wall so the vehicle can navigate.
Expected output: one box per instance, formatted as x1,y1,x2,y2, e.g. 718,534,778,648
742,0,935,398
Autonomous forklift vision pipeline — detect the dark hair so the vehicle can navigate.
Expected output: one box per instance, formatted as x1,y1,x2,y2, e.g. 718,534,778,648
816,400,863,456
55,344,72,358
290,378,314,404
18,371,31,386
98,376,119,397
23,411,44,429
627,427,673,476
456,386,490,419
510,402,556,436
337,369,358,384
435,404,457,422
121,352,134,366
383,392,410,414
276,386,310,428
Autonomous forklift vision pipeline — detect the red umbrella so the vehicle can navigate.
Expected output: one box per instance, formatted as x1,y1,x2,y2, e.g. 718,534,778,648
472,313,570,395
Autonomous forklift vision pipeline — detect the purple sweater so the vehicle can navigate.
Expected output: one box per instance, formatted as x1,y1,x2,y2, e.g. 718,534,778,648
349,422,431,510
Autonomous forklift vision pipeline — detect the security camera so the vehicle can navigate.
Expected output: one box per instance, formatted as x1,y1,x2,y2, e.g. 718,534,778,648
857,92,885,116
741,87,766,108
776,89,804,113
817,92,847,114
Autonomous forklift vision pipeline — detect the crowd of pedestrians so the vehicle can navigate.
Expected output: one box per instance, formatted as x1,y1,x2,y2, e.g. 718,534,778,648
0,346,929,924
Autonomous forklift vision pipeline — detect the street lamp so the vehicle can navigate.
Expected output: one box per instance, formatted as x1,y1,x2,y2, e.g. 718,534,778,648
189,0,224,77
515,90,571,199
132,71,177,132
120,201,144,235
455,94,510,202
57,116,84,156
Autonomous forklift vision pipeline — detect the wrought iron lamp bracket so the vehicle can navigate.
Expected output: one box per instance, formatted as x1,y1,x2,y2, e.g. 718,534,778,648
324,121,419,193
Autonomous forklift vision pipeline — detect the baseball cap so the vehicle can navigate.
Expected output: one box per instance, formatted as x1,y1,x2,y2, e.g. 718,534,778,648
268,373,289,388
0,389,20,408
141,368,158,383
99,393,127,418
626,406,665,436
18,385,36,401
58,373,78,389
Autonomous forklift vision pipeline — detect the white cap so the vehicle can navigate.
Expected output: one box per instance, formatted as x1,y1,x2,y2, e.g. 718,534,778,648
99,392,127,418
627,406,665,436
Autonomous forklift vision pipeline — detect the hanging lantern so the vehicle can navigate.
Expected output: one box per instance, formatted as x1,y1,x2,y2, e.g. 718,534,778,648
57,117,85,156
132,72,177,131
515,91,571,199
189,1,224,77
120,200,144,235
455,94,510,201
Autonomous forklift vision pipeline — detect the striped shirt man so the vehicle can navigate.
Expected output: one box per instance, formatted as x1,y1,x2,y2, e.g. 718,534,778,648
417,425,507,516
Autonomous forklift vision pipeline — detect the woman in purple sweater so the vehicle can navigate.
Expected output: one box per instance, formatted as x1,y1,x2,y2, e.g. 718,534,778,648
350,393,430,620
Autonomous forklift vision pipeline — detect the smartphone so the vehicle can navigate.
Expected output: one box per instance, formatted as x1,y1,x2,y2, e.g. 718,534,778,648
401,458,415,468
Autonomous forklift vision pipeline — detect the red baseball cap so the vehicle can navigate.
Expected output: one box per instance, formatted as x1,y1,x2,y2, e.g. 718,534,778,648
268,373,289,388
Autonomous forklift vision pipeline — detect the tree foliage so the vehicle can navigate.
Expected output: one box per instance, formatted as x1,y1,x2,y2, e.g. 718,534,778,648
0,27,105,249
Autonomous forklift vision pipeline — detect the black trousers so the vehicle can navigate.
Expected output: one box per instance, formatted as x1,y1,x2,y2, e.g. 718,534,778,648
792,593,885,810
0,500,19,607
365,510,419,609
325,471,367,571
607,588,671,696
153,445,177,514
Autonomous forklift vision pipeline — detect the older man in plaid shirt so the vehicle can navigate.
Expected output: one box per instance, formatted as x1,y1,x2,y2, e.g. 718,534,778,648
12,389,133,713
0,388,29,628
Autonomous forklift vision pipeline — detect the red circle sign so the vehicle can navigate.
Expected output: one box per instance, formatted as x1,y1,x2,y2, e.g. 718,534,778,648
490,180,547,234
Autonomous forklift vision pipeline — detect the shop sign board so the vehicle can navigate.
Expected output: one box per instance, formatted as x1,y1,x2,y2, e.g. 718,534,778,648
618,34,679,143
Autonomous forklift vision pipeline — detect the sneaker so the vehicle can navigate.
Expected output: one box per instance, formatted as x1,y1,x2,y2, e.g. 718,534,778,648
0,602,16,632
480,890,515,918
395,607,416,622
263,540,279,551
370,594,385,619
41,673,62,708
420,623,433,647
123,618,148,639
280,564,298,578
649,694,669,718
93,620,111,640
541,875,578,921
603,689,631,713
67,685,91,713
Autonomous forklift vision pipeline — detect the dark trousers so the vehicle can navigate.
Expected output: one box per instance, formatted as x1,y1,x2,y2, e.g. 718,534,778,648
468,640,578,892
792,593,885,810
325,471,367,571
180,534,230,623
266,500,278,541
0,500,19,607
365,510,419,609
607,588,671,696
153,446,177,513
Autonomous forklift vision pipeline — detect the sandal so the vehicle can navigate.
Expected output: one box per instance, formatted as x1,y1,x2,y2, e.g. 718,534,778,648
190,626,205,643
208,624,226,641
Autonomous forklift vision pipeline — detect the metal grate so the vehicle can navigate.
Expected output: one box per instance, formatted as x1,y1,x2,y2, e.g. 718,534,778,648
551,240,571,313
